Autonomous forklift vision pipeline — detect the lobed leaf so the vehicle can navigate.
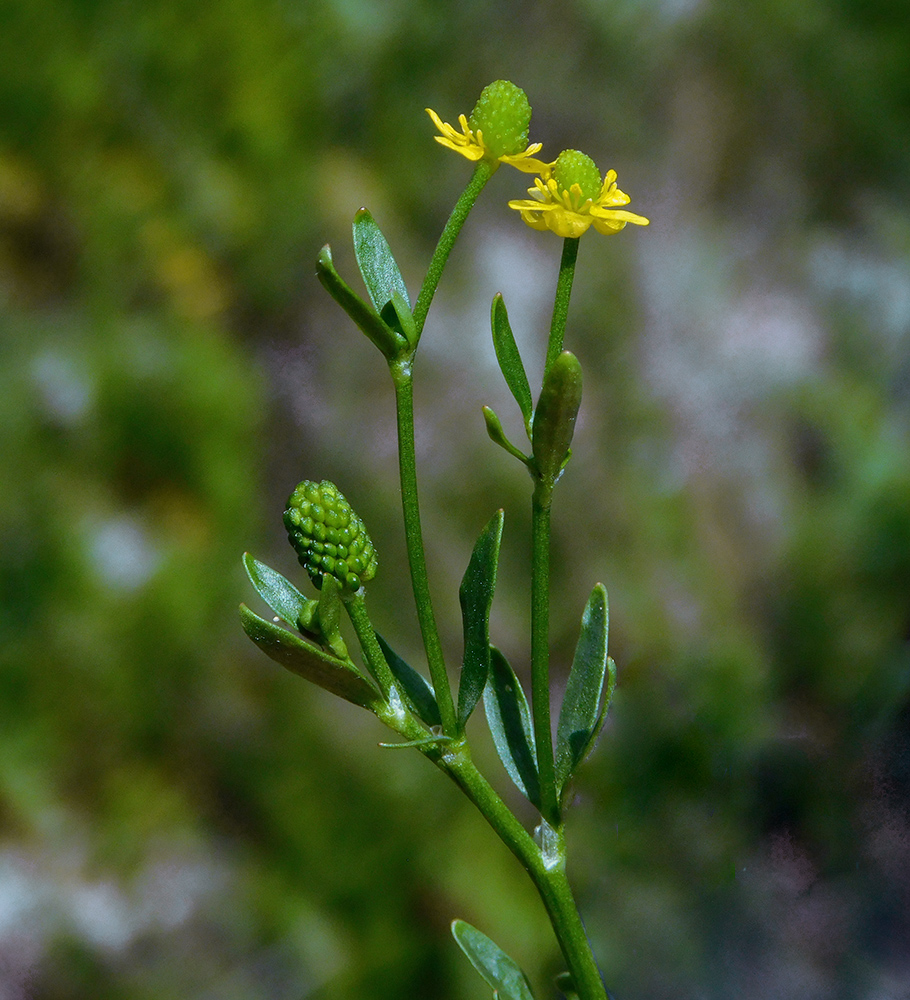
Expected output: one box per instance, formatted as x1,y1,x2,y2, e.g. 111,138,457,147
451,920,536,1000
555,584,609,798
375,633,441,727
457,510,504,729
483,647,540,807
491,293,533,434
239,604,380,709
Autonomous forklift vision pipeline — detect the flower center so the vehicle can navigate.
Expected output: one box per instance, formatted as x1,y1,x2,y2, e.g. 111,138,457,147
468,80,531,159
552,150,602,203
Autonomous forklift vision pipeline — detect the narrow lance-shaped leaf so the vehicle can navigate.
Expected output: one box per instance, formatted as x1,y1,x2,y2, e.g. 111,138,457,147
239,605,380,709
315,245,405,359
491,293,533,435
375,633,441,727
242,553,313,629
451,920,536,1000
457,510,504,729
482,406,532,466
387,288,418,349
352,208,410,313
555,584,609,798
483,647,540,808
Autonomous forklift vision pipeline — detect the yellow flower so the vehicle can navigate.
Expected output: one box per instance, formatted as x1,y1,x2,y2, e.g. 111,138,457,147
508,149,650,238
426,81,548,172
425,108,548,172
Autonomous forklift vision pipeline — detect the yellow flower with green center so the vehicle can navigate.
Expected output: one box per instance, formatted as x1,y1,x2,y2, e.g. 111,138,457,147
508,149,650,238
426,80,549,173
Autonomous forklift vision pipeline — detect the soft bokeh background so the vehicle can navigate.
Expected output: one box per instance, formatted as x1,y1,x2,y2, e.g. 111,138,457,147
2,1,909,997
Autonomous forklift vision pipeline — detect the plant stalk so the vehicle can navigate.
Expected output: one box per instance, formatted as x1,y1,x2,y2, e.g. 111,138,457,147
439,748,606,1000
413,160,495,336
545,237,580,374
344,593,399,701
390,358,458,735
531,478,559,825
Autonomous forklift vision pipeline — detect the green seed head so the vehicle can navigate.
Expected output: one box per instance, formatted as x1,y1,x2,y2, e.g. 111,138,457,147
284,481,377,594
553,150,602,202
468,80,531,159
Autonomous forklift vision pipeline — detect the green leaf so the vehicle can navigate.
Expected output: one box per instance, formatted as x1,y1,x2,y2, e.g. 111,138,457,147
457,510,504,729
483,647,540,807
375,633,441,727
451,920,536,1000
352,208,410,314
317,575,348,660
482,406,532,466
555,584,609,798
388,288,419,349
491,294,533,435
532,351,583,484
316,244,406,359
242,553,313,628
239,605,380,709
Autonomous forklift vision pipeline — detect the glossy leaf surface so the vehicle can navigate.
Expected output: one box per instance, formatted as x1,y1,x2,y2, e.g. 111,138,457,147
555,584,609,796
352,208,410,312
376,633,441,727
242,553,312,628
239,604,379,709
483,647,540,807
457,510,504,729
451,919,536,1000
491,293,533,433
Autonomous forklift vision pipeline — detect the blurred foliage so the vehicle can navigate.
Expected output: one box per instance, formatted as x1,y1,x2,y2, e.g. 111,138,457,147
2,0,909,998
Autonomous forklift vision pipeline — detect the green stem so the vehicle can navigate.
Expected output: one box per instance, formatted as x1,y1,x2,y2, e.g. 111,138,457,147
531,478,559,824
344,592,398,701
545,237,580,374
390,357,458,735
413,160,495,336
439,748,606,1000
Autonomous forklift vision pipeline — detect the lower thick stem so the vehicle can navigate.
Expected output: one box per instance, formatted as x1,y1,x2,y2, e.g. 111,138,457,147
438,749,606,1000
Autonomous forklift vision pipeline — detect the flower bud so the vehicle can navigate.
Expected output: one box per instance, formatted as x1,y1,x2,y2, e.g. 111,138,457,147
284,481,378,594
532,352,583,483
468,80,532,160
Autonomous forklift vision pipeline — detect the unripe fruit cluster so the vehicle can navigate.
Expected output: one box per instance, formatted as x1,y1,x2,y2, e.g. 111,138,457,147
284,481,377,594
468,80,531,160
552,150,602,202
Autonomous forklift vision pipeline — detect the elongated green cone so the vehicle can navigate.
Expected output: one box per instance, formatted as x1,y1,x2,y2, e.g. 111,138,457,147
532,351,583,484
284,481,377,595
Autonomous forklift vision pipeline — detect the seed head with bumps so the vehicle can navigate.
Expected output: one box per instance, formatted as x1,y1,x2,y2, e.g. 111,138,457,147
284,481,378,595
552,150,603,204
468,80,532,160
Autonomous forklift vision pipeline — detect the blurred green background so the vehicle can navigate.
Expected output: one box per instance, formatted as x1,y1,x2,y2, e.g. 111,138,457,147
2,0,909,997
